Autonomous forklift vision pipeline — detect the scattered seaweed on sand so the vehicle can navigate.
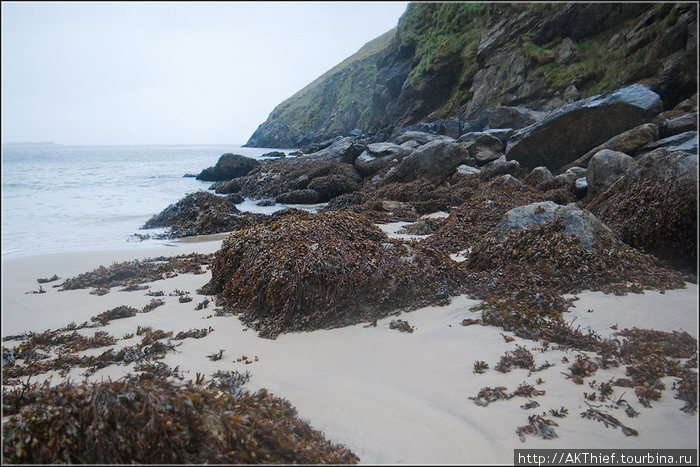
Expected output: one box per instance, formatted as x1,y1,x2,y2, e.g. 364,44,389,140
563,354,599,384
495,345,535,373
469,386,510,407
473,360,489,374
2,377,359,464
511,382,545,398
201,211,462,339
91,306,139,325
580,406,638,437
173,327,213,340
397,217,444,235
36,274,59,284
142,298,165,313
549,407,569,418
195,298,211,310
58,253,213,291
521,400,540,410
389,319,415,333
516,414,559,442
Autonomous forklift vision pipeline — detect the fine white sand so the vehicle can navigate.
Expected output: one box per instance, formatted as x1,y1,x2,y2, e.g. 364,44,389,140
2,239,698,464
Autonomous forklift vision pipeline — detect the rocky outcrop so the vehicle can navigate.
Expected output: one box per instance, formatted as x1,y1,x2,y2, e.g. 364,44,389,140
196,154,261,182
142,192,266,238
245,3,696,148
505,84,663,171
588,148,698,274
386,140,469,184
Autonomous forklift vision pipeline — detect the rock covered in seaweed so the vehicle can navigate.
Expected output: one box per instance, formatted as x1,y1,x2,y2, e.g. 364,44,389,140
588,148,698,274
495,201,618,252
142,191,266,238
201,211,462,338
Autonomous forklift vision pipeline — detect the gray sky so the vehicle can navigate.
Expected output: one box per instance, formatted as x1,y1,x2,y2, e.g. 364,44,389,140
1,1,408,145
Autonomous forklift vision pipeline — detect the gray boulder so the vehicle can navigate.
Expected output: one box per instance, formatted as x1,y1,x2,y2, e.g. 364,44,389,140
641,131,698,154
196,153,261,182
387,140,469,184
496,201,618,251
560,123,659,171
460,132,505,166
393,130,454,146
505,84,663,170
308,137,364,163
585,149,635,199
480,158,520,181
354,142,411,176
525,166,554,186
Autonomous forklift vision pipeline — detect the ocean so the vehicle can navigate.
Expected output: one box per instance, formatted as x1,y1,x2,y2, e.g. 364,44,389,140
1,143,300,258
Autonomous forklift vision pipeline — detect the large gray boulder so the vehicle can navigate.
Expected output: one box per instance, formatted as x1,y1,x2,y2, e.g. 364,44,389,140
387,140,469,184
308,137,364,163
496,201,618,251
393,131,454,146
641,131,698,154
585,149,635,199
196,154,261,182
505,84,663,171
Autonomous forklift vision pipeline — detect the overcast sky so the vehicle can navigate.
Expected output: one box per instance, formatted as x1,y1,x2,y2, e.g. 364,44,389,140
1,1,408,145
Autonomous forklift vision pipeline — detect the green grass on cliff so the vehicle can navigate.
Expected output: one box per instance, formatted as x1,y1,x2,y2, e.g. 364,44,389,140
266,29,396,136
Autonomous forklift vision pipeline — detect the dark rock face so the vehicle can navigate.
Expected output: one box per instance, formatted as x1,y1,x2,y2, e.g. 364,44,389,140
196,154,261,182
588,149,698,274
142,191,265,238
201,211,462,338
275,189,321,205
505,84,663,171
387,140,469,184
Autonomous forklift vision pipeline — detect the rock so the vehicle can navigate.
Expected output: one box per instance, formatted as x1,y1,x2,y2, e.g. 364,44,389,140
525,166,554,187
641,131,698,154
574,177,588,198
308,137,364,163
557,37,577,65
480,159,520,181
213,177,247,195
486,106,544,130
588,149,698,274
196,154,261,182
496,201,618,251
142,191,265,238
505,84,663,171
658,113,698,138
201,211,463,338
560,123,659,171
585,149,635,199
275,189,322,205
387,140,469,184
261,151,286,158
456,164,481,176
393,130,454,146
464,134,504,167
354,142,411,176
306,174,360,202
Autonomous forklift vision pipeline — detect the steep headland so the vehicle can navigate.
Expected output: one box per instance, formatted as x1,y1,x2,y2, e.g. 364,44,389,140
245,2,696,148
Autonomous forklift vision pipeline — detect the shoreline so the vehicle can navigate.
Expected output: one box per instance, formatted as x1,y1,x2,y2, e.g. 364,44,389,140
2,239,698,463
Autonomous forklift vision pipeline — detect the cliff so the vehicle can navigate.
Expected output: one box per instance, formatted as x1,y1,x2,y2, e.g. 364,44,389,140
245,2,696,148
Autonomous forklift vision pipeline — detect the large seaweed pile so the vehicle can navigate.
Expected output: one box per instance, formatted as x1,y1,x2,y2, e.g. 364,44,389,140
142,191,267,238
2,376,359,464
463,217,686,304
202,210,462,338
588,150,698,276
426,177,546,253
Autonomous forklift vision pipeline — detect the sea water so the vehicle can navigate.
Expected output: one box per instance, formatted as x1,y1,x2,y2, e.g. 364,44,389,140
1,143,301,258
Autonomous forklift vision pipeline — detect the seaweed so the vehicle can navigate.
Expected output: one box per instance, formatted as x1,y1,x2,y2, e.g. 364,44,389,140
516,414,559,442
389,319,415,333
2,377,359,464
580,406,638,436
201,211,463,338
91,306,139,325
473,360,489,374
495,345,535,373
58,253,214,291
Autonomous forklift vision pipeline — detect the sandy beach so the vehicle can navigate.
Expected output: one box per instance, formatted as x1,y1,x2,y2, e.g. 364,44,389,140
2,230,698,465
